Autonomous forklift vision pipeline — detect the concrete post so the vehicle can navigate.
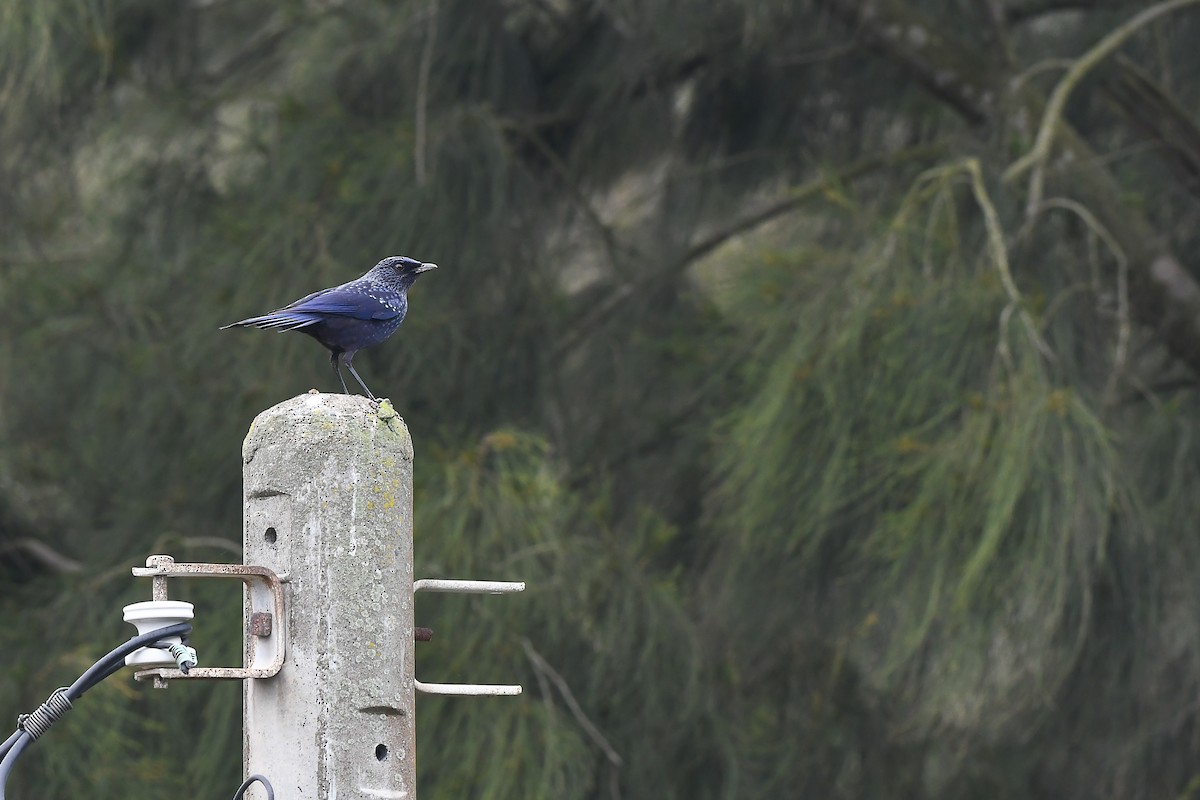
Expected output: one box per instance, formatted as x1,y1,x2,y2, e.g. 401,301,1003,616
241,393,416,799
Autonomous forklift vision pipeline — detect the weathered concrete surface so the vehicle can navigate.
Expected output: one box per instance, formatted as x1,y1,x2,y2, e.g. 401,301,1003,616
242,392,416,799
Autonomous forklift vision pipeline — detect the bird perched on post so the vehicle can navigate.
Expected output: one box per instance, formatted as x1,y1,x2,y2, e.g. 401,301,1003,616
221,255,437,400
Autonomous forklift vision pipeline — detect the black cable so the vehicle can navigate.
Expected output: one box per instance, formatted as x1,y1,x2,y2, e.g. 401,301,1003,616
92,656,134,688
67,623,193,699
0,622,193,800
232,774,275,800
0,733,18,764
0,738,29,799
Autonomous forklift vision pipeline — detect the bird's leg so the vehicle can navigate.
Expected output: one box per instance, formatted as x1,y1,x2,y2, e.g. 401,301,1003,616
343,353,377,401
330,351,350,394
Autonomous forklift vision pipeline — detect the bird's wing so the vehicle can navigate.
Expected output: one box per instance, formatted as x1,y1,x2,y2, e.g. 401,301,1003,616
281,287,401,320
221,286,402,331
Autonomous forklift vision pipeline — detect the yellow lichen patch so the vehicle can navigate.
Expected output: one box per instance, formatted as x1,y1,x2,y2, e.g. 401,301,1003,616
377,399,399,420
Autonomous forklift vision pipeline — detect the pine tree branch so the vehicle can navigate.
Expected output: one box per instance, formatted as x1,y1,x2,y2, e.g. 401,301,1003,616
679,146,945,269
821,0,1200,379
1004,0,1200,214
551,146,944,363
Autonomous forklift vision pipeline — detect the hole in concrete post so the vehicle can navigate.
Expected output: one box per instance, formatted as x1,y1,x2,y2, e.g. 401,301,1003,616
264,527,278,544
375,743,388,761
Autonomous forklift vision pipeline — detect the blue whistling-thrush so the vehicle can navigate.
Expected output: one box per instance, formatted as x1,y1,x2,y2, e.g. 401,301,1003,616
222,255,438,399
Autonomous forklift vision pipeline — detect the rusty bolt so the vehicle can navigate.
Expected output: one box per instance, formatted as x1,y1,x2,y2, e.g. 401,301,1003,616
250,612,273,637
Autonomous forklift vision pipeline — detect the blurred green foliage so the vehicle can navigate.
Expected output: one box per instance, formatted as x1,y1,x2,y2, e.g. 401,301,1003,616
6,0,1200,798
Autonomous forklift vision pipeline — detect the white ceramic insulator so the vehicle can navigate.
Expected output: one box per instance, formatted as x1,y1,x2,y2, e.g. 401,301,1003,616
122,600,195,666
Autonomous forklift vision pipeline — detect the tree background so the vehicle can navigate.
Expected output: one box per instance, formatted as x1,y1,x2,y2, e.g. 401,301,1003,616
5,0,1200,797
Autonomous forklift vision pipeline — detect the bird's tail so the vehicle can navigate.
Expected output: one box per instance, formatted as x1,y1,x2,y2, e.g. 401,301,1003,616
220,311,320,332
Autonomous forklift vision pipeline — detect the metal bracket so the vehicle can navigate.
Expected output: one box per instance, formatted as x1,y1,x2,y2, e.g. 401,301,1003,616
130,554,286,685
414,578,525,696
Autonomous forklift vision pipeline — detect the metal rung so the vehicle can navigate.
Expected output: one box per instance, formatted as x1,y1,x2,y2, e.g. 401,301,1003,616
414,579,525,594
414,576,525,698
415,680,522,696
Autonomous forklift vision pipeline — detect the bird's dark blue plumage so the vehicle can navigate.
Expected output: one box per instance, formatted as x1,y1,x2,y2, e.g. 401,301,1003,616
222,255,438,399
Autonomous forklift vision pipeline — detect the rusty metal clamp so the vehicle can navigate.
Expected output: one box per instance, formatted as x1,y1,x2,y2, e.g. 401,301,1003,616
413,578,525,696
130,554,286,686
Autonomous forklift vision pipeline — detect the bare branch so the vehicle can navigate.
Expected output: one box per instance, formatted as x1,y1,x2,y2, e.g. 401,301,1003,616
962,158,1056,361
816,0,995,124
0,538,82,574
1004,0,1200,214
681,146,945,269
523,638,623,799
551,146,945,363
